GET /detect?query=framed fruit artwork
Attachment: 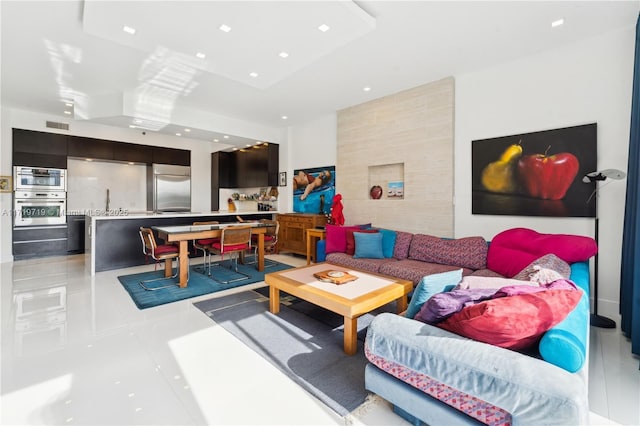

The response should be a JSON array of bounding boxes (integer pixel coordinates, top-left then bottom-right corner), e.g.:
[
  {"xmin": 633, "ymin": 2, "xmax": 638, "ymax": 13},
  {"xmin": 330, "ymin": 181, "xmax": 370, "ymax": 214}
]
[{"xmin": 471, "ymin": 123, "xmax": 597, "ymax": 217}]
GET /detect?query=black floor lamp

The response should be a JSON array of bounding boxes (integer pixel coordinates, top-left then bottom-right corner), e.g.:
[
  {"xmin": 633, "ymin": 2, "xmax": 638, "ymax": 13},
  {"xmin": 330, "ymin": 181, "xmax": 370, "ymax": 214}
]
[{"xmin": 582, "ymin": 168, "xmax": 626, "ymax": 329}]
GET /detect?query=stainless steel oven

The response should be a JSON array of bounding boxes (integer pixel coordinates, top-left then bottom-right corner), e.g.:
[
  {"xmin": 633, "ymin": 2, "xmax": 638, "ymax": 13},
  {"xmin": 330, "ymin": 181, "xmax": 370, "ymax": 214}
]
[
  {"xmin": 14, "ymin": 166, "xmax": 66, "ymax": 191},
  {"xmin": 14, "ymin": 191, "xmax": 66, "ymax": 226}
]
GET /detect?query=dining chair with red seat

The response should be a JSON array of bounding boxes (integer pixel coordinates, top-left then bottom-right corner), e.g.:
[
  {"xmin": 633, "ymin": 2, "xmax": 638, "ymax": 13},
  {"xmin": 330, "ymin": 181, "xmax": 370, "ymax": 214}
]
[
  {"xmin": 192, "ymin": 221, "xmax": 220, "ymax": 274},
  {"xmin": 207, "ymin": 225, "xmax": 252, "ymax": 284},
  {"xmin": 247, "ymin": 220, "xmax": 279, "ymax": 268},
  {"xmin": 138, "ymin": 227, "xmax": 181, "ymax": 291}
]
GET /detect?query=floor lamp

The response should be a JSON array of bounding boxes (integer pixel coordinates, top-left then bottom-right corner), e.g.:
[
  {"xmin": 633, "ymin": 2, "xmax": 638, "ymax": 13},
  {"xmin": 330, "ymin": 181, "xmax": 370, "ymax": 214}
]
[{"xmin": 582, "ymin": 168, "xmax": 626, "ymax": 328}]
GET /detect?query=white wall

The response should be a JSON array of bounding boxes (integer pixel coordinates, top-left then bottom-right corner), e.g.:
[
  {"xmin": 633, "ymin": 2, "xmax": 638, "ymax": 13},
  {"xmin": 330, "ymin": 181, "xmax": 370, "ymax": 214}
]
[
  {"xmin": 285, "ymin": 113, "xmax": 337, "ymax": 212},
  {"xmin": 455, "ymin": 27, "xmax": 634, "ymax": 318},
  {"xmin": 0, "ymin": 107, "xmax": 283, "ymax": 263}
]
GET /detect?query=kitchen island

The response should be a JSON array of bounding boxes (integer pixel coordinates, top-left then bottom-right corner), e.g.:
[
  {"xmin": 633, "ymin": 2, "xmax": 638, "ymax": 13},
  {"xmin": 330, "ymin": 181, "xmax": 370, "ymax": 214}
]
[{"xmin": 85, "ymin": 211, "xmax": 277, "ymax": 275}]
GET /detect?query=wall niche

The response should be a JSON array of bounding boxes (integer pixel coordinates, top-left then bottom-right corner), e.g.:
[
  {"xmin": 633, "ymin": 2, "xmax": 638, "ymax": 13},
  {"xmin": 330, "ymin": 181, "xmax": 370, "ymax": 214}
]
[{"xmin": 368, "ymin": 163, "xmax": 404, "ymax": 199}]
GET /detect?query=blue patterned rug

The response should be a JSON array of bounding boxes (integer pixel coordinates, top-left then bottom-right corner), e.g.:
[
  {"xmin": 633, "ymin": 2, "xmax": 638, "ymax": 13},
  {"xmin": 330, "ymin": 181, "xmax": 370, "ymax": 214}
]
[{"xmin": 117, "ymin": 260, "xmax": 293, "ymax": 309}]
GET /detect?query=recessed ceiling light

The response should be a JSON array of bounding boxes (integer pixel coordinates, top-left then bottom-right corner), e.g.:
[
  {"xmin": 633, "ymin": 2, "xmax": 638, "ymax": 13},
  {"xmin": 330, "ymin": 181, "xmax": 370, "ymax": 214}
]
[
  {"xmin": 363, "ymin": 86, "xmax": 371, "ymax": 92},
  {"xmin": 281, "ymin": 115, "xmax": 288, "ymax": 120},
  {"xmin": 123, "ymin": 26, "xmax": 136, "ymax": 35},
  {"xmin": 246, "ymin": 144, "xmax": 252, "ymax": 147},
  {"xmin": 232, "ymin": 148, "xmax": 238, "ymax": 151},
  {"xmin": 249, "ymin": 72, "xmax": 258, "ymax": 78},
  {"xmin": 279, "ymin": 51, "xmax": 289, "ymax": 58},
  {"xmin": 176, "ymin": 133, "xmax": 182, "ymax": 136},
  {"xmin": 65, "ymin": 102, "xmax": 73, "ymax": 107},
  {"xmin": 129, "ymin": 125, "xmax": 136, "ymax": 128},
  {"xmin": 184, "ymin": 128, "xmax": 191, "ymax": 132},
  {"xmin": 64, "ymin": 110, "xmax": 71, "ymax": 115},
  {"xmin": 128, "ymin": 162, "xmax": 135, "ymax": 165},
  {"xmin": 134, "ymin": 119, "xmax": 142, "ymax": 124},
  {"xmin": 318, "ymin": 24, "xmax": 330, "ymax": 32},
  {"xmin": 213, "ymin": 138, "xmax": 219, "ymax": 142},
  {"xmin": 85, "ymin": 158, "xmax": 93, "ymax": 162},
  {"xmin": 219, "ymin": 24, "xmax": 231, "ymax": 33},
  {"xmin": 195, "ymin": 52, "xmax": 206, "ymax": 59},
  {"xmin": 223, "ymin": 135, "xmax": 229, "ymax": 139},
  {"xmin": 551, "ymin": 18, "xmax": 564, "ymax": 27}
]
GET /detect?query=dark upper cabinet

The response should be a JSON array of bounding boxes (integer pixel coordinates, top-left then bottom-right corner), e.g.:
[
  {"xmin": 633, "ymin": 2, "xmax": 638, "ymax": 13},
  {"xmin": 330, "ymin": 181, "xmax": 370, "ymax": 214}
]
[
  {"xmin": 68, "ymin": 136, "xmax": 114, "ymax": 160},
  {"xmin": 13, "ymin": 128, "xmax": 68, "ymax": 168},
  {"xmin": 267, "ymin": 143, "xmax": 279, "ymax": 186},
  {"xmin": 13, "ymin": 129, "xmax": 68, "ymax": 155},
  {"xmin": 113, "ymin": 142, "xmax": 152, "ymax": 163},
  {"xmin": 152, "ymin": 147, "xmax": 190, "ymax": 166},
  {"xmin": 213, "ymin": 151, "xmax": 237, "ymax": 189},
  {"xmin": 212, "ymin": 143, "xmax": 279, "ymax": 191}
]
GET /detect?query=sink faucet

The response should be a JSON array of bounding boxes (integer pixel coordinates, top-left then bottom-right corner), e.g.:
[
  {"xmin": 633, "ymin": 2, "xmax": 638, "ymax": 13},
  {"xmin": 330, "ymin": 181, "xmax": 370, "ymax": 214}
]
[{"xmin": 106, "ymin": 188, "xmax": 110, "ymax": 211}]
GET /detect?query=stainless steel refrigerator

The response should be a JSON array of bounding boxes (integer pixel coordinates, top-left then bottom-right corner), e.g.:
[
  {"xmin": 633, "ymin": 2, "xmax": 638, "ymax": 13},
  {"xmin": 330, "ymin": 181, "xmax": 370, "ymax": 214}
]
[{"xmin": 147, "ymin": 164, "xmax": 191, "ymax": 212}]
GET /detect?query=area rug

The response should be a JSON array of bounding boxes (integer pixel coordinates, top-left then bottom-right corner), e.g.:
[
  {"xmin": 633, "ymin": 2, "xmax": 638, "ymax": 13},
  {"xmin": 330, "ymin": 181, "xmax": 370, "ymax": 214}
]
[
  {"xmin": 117, "ymin": 260, "xmax": 293, "ymax": 309},
  {"xmin": 193, "ymin": 289, "xmax": 397, "ymax": 416}
]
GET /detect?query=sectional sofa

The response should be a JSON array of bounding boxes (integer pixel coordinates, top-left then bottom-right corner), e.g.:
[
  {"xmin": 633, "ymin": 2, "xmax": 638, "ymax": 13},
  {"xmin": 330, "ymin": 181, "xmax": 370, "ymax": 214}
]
[{"xmin": 319, "ymin": 225, "xmax": 597, "ymax": 425}]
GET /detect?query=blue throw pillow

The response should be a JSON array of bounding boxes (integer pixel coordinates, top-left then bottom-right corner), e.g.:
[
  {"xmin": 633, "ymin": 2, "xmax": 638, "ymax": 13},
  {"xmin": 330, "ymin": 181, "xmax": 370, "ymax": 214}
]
[
  {"xmin": 353, "ymin": 232, "xmax": 384, "ymax": 259},
  {"xmin": 375, "ymin": 228, "xmax": 397, "ymax": 258},
  {"xmin": 405, "ymin": 269, "xmax": 463, "ymax": 319}
]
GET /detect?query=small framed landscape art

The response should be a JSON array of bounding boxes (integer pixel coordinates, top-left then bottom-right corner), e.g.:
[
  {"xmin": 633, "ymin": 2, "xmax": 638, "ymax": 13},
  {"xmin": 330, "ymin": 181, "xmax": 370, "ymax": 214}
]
[
  {"xmin": 0, "ymin": 176, "xmax": 12, "ymax": 193},
  {"xmin": 471, "ymin": 123, "xmax": 597, "ymax": 217}
]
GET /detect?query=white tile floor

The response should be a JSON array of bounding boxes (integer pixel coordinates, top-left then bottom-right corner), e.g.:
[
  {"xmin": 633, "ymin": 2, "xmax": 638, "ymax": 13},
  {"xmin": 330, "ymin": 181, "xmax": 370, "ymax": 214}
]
[{"xmin": 1, "ymin": 253, "xmax": 639, "ymax": 425}]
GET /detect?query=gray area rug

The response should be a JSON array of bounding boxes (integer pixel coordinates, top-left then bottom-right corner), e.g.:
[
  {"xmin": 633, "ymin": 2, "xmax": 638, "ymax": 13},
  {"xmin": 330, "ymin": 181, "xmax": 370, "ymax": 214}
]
[{"xmin": 193, "ymin": 288, "xmax": 396, "ymax": 416}]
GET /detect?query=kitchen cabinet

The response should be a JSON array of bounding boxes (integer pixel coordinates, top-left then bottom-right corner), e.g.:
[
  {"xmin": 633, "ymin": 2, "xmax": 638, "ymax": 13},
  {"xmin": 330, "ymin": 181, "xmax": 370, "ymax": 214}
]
[
  {"xmin": 276, "ymin": 213, "xmax": 327, "ymax": 256},
  {"xmin": 213, "ymin": 143, "xmax": 279, "ymax": 191},
  {"xmin": 68, "ymin": 136, "xmax": 114, "ymax": 160},
  {"xmin": 152, "ymin": 147, "xmax": 190, "ymax": 166},
  {"xmin": 211, "ymin": 151, "xmax": 235, "ymax": 209},
  {"xmin": 13, "ymin": 225, "xmax": 68, "ymax": 259},
  {"xmin": 113, "ymin": 142, "xmax": 152, "ymax": 163},
  {"xmin": 67, "ymin": 215, "xmax": 85, "ymax": 253},
  {"xmin": 13, "ymin": 128, "xmax": 67, "ymax": 168}
]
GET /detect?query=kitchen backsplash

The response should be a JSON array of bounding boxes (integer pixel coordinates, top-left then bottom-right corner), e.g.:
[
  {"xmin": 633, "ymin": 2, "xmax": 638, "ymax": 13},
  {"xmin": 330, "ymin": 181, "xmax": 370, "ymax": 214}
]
[{"xmin": 67, "ymin": 159, "xmax": 147, "ymax": 213}]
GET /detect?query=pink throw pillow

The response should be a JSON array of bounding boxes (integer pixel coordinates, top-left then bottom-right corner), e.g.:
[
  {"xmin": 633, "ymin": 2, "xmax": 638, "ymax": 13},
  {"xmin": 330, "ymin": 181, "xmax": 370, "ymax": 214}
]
[
  {"xmin": 437, "ymin": 289, "xmax": 583, "ymax": 350},
  {"xmin": 325, "ymin": 225, "xmax": 360, "ymax": 254},
  {"xmin": 487, "ymin": 228, "xmax": 597, "ymax": 278}
]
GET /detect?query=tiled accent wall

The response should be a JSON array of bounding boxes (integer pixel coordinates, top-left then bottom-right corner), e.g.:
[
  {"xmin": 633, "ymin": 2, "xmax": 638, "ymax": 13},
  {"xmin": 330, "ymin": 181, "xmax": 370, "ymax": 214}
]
[{"xmin": 336, "ymin": 77, "xmax": 454, "ymax": 236}]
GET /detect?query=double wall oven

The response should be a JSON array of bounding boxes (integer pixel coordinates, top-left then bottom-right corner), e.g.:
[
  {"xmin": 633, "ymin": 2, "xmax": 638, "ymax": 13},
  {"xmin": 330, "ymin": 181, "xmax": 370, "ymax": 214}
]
[{"xmin": 14, "ymin": 166, "xmax": 67, "ymax": 227}]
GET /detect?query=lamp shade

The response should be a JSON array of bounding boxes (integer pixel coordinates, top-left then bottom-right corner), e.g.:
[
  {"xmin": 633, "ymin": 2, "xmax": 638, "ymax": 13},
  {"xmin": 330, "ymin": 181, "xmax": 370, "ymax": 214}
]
[{"xmin": 582, "ymin": 169, "xmax": 626, "ymax": 183}]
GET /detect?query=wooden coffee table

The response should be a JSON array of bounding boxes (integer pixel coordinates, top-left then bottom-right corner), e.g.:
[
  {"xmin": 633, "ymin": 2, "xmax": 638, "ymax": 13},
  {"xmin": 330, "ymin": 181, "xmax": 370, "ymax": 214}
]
[{"xmin": 265, "ymin": 263, "xmax": 413, "ymax": 355}]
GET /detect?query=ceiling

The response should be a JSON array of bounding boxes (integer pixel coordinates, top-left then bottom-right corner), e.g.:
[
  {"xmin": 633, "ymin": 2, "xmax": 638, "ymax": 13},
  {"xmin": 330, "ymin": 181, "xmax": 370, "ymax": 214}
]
[{"xmin": 2, "ymin": 1, "xmax": 639, "ymax": 149}]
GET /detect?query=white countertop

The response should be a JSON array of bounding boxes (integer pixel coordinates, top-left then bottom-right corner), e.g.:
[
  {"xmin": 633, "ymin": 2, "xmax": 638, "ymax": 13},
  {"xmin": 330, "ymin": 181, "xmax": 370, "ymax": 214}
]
[{"xmin": 86, "ymin": 210, "xmax": 280, "ymax": 220}]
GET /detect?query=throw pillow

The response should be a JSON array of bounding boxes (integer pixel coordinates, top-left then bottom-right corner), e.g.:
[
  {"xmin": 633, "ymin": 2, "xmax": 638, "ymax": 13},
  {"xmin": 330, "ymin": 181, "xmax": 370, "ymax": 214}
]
[
  {"xmin": 325, "ymin": 224, "xmax": 359, "ymax": 254},
  {"xmin": 393, "ymin": 231, "xmax": 414, "ymax": 260},
  {"xmin": 456, "ymin": 276, "xmax": 538, "ymax": 290},
  {"xmin": 353, "ymin": 232, "xmax": 385, "ymax": 259},
  {"xmin": 487, "ymin": 228, "xmax": 597, "ymax": 277},
  {"xmin": 408, "ymin": 234, "xmax": 488, "ymax": 270},
  {"xmin": 374, "ymin": 228, "xmax": 397, "ymax": 258},
  {"xmin": 345, "ymin": 229, "xmax": 378, "ymax": 255},
  {"xmin": 437, "ymin": 289, "xmax": 583, "ymax": 350},
  {"xmin": 512, "ymin": 253, "xmax": 571, "ymax": 281},
  {"xmin": 405, "ymin": 269, "xmax": 463, "ymax": 319}
]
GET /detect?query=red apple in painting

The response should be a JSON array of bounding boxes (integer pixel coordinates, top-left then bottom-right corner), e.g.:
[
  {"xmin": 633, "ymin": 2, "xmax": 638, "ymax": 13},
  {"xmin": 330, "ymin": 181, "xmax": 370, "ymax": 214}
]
[{"xmin": 517, "ymin": 151, "xmax": 580, "ymax": 200}]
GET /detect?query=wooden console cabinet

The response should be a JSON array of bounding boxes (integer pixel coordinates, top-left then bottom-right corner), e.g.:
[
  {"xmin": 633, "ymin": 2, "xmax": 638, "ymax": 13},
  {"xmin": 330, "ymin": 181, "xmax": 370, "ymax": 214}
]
[{"xmin": 277, "ymin": 213, "xmax": 327, "ymax": 258}]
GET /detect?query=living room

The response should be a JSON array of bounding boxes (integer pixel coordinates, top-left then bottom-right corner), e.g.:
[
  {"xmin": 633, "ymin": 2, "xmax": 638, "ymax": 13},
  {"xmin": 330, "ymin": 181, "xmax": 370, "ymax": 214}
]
[{"xmin": 1, "ymin": 1, "xmax": 639, "ymax": 425}]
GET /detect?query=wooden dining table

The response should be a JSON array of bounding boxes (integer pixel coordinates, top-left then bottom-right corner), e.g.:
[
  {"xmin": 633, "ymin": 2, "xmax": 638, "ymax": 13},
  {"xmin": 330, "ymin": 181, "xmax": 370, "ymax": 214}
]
[{"xmin": 152, "ymin": 222, "xmax": 269, "ymax": 287}]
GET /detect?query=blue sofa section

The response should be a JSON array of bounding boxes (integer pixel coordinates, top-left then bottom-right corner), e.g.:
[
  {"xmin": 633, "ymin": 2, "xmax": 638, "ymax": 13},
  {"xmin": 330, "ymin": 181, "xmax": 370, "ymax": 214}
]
[{"xmin": 364, "ymin": 261, "xmax": 590, "ymax": 425}]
